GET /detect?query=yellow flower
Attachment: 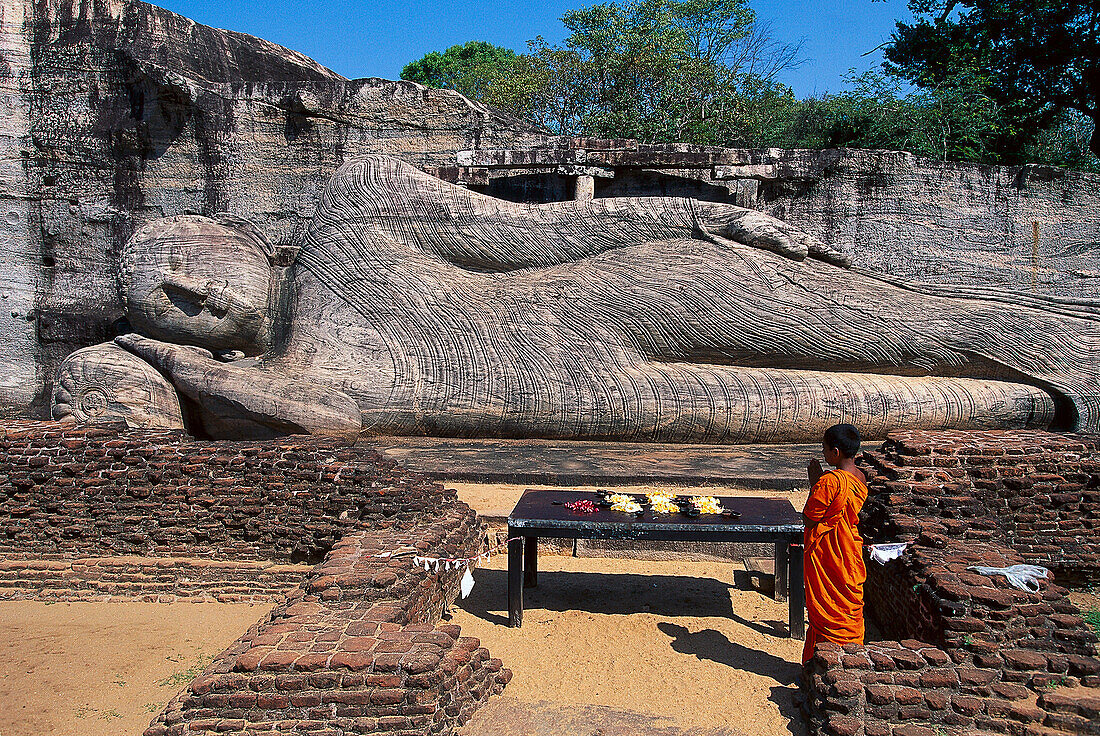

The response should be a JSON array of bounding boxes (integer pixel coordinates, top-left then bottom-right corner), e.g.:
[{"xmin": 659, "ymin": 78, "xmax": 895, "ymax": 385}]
[{"xmin": 692, "ymin": 496, "xmax": 724, "ymax": 514}]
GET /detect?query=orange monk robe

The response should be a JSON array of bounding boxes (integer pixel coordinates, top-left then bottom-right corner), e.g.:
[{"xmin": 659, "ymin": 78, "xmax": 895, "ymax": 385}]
[{"xmin": 802, "ymin": 469, "xmax": 869, "ymax": 664}]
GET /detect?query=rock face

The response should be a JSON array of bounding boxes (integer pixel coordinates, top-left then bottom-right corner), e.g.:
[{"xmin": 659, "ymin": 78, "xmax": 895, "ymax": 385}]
[
  {"xmin": 0, "ymin": 0, "xmax": 546, "ymax": 417},
  {"xmin": 1, "ymin": 0, "xmax": 1098, "ymax": 431},
  {"xmin": 53, "ymin": 156, "xmax": 1098, "ymax": 443},
  {"xmin": 743, "ymin": 149, "xmax": 1100, "ymax": 300}
]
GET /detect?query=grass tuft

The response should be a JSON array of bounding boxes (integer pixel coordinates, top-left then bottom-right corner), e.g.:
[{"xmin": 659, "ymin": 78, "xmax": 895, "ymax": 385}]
[
  {"xmin": 1084, "ymin": 607, "xmax": 1100, "ymax": 638},
  {"xmin": 158, "ymin": 653, "xmax": 215, "ymax": 689}
]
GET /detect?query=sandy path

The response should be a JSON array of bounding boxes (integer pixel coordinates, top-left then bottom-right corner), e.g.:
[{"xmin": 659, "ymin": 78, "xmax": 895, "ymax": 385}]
[
  {"xmin": 452, "ymin": 555, "xmax": 805, "ymax": 736},
  {"xmin": 0, "ymin": 601, "xmax": 272, "ymax": 736}
]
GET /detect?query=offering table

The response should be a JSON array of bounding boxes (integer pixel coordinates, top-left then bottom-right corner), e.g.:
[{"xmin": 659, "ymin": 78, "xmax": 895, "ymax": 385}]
[{"xmin": 506, "ymin": 489, "xmax": 805, "ymax": 637}]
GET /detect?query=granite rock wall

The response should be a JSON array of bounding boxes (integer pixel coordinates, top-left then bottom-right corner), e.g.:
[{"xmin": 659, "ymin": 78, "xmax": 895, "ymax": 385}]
[
  {"xmin": 0, "ymin": 0, "xmax": 547, "ymax": 417},
  {"xmin": 729, "ymin": 148, "xmax": 1100, "ymax": 300}
]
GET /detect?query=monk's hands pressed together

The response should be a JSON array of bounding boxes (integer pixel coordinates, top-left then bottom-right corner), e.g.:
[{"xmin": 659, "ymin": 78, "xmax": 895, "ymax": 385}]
[
  {"xmin": 808, "ymin": 457, "xmax": 825, "ymax": 486},
  {"xmin": 695, "ymin": 203, "xmax": 853, "ymax": 268}
]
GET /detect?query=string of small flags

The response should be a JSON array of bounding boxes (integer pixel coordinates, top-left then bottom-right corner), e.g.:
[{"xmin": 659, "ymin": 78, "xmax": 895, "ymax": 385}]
[{"xmin": 372, "ymin": 537, "xmax": 523, "ymax": 599}]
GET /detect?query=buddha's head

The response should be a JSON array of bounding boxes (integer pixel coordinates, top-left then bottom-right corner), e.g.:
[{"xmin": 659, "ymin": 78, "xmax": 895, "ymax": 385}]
[{"xmin": 119, "ymin": 215, "xmax": 278, "ymax": 356}]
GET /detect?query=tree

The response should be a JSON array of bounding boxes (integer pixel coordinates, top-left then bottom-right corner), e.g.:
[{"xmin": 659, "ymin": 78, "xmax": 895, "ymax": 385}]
[
  {"xmin": 400, "ymin": 41, "xmax": 518, "ymax": 102},
  {"xmin": 538, "ymin": 0, "xmax": 804, "ymax": 142},
  {"xmin": 775, "ymin": 69, "xmax": 1008, "ymax": 163},
  {"xmin": 399, "ymin": 0, "xmax": 804, "ymax": 145},
  {"xmin": 883, "ymin": 0, "xmax": 1100, "ymax": 158}
]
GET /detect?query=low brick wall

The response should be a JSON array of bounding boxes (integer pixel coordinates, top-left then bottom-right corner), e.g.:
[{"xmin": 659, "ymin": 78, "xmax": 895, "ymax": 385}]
[
  {"xmin": 861, "ymin": 430, "xmax": 1100, "ymax": 582},
  {"xmin": 147, "ymin": 504, "xmax": 509, "ymax": 736},
  {"xmin": 807, "ymin": 534, "xmax": 1100, "ymax": 735},
  {"xmin": 805, "ymin": 638, "xmax": 1100, "ymax": 736},
  {"xmin": 0, "ymin": 420, "xmax": 509, "ymax": 735},
  {"xmin": 0, "ymin": 555, "xmax": 309, "ymax": 602},
  {"xmin": 0, "ymin": 421, "xmax": 449, "ymax": 563},
  {"xmin": 805, "ymin": 430, "xmax": 1100, "ymax": 736},
  {"xmin": 866, "ymin": 533, "xmax": 1099, "ymax": 664}
]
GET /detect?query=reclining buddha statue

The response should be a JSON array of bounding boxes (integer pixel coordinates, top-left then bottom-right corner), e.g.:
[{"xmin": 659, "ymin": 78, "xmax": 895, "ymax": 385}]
[{"xmin": 51, "ymin": 155, "xmax": 1099, "ymax": 442}]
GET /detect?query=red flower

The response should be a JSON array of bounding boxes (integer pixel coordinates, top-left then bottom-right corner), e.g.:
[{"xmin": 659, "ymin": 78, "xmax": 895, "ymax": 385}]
[{"xmin": 565, "ymin": 499, "xmax": 596, "ymax": 514}]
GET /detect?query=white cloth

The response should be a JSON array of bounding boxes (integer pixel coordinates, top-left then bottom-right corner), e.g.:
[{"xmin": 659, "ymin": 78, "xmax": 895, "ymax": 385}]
[
  {"xmin": 868, "ymin": 542, "xmax": 909, "ymax": 565},
  {"xmin": 967, "ymin": 564, "xmax": 1050, "ymax": 592},
  {"xmin": 460, "ymin": 567, "xmax": 476, "ymax": 599}
]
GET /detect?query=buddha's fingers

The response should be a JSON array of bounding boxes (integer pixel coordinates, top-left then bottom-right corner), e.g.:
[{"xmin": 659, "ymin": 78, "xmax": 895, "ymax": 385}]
[
  {"xmin": 723, "ymin": 209, "xmax": 810, "ymax": 261},
  {"xmin": 695, "ymin": 202, "xmax": 853, "ymax": 268},
  {"xmin": 115, "ymin": 334, "xmax": 362, "ymax": 441},
  {"xmin": 114, "ymin": 334, "xmax": 213, "ymax": 374},
  {"xmin": 806, "ymin": 237, "xmax": 853, "ymax": 268}
]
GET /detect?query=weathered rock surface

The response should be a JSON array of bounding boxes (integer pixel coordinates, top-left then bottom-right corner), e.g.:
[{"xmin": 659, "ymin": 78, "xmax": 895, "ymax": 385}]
[
  {"xmin": 459, "ymin": 143, "xmax": 1100, "ymax": 300},
  {"xmin": 1, "ymin": 0, "xmax": 1098, "ymax": 428},
  {"xmin": 744, "ymin": 148, "xmax": 1100, "ymax": 300}
]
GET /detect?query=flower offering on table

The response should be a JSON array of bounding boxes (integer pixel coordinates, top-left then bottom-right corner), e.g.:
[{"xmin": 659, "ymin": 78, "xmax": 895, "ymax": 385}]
[
  {"xmin": 610, "ymin": 498, "xmax": 643, "ymax": 514},
  {"xmin": 646, "ymin": 493, "xmax": 680, "ymax": 515},
  {"xmin": 692, "ymin": 496, "xmax": 724, "ymax": 514},
  {"xmin": 564, "ymin": 499, "xmax": 597, "ymax": 514}
]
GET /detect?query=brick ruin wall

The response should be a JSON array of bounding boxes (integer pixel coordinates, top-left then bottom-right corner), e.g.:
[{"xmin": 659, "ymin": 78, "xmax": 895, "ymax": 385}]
[
  {"xmin": 6, "ymin": 421, "xmax": 1100, "ymax": 735},
  {"xmin": 0, "ymin": 420, "xmax": 451, "ymax": 563},
  {"xmin": 861, "ymin": 430, "xmax": 1100, "ymax": 583},
  {"xmin": 805, "ymin": 430, "xmax": 1100, "ymax": 736},
  {"xmin": 0, "ymin": 420, "xmax": 508, "ymax": 735}
]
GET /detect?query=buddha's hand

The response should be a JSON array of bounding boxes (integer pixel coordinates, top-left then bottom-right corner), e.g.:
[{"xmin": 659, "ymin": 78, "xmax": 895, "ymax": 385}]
[
  {"xmin": 114, "ymin": 333, "xmax": 214, "ymax": 377},
  {"xmin": 114, "ymin": 334, "xmax": 362, "ymax": 441},
  {"xmin": 694, "ymin": 203, "xmax": 852, "ymax": 268}
]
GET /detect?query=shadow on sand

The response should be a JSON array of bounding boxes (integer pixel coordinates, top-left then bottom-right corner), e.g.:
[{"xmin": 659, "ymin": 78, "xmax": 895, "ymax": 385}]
[
  {"xmin": 455, "ymin": 565, "xmax": 808, "ymax": 736},
  {"xmin": 459, "ymin": 566, "xmax": 790, "ymax": 634},
  {"xmin": 458, "ymin": 567, "xmax": 743, "ymax": 625}
]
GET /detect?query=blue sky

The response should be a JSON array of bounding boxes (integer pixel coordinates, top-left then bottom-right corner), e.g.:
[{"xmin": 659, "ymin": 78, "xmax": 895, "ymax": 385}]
[{"xmin": 155, "ymin": 0, "xmax": 914, "ymax": 97}]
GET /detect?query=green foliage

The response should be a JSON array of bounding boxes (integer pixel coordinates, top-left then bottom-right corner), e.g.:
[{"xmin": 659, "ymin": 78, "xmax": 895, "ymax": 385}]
[
  {"xmin": 158, "ymin": 652, "xmax": 215, "ymax": 689},
  {"xmin": 883, "ymin": 0, "xmax": 1100, "ymax": 158},
  {"xmin": 400, "ymin": 41, "xmax": 519, "ymax": 102},
  {"xmin": 1085, "ymin": 607, "xmax": 1100, "ymax": 638},
  {"xmin": 768, "ymin": 68, "xmax": 1098, "ymax": 171},
  {"xmin": 401, "ymin": 0, "xmax": 803, "ymax": 144},
  {"xmin": 771, "ymin": 69, "xmax": 1009, "ymax": 163}
]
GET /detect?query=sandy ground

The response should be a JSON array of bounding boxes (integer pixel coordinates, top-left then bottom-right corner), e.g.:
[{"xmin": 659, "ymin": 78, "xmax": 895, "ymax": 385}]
[
  {"xmin": 1069, "ymin": 588, "xmax": 1099, "ymax": 611},
  {"xmin": 0, "ymin": 601, "xmax": 272, "ymax": 736},
  {"xmin": 452, "ymin": 555, "xmax": 805, "ymax": 736},
  {"xmin": 451, "ymin": 482, "xmax": 807, "ymax": 736},
  {"xmin": 1069, "ymin": 588, "xmax": 1100, "ymax": 636}
]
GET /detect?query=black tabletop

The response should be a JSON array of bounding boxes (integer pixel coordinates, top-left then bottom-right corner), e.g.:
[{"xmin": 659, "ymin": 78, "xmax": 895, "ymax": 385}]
[{"xmin": 508, "ymin": 489, "xmax": 803, "ymax": 534}]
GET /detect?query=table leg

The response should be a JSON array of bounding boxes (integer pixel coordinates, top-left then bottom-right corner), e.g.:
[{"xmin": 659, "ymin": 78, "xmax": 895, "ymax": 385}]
[
  {"xmin": 508, "ymin": 532, "xmax": 524, "ymax": 628},
  {"xmin": 773, "ymin": 542, "xmax": 789, "ymax": 602},
  {"xmin": 524, "ymin": 535, "xmax": 538, "ymax": 588},
  {"xmin": 789, "ymin": 542, "xmax": 805, "ymax": 639}
]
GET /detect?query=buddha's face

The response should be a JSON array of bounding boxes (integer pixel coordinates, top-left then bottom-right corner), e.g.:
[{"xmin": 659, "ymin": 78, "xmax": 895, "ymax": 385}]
[{"xmin": 120, "ymin": 216, "xmax": 274, "ymax": 355}]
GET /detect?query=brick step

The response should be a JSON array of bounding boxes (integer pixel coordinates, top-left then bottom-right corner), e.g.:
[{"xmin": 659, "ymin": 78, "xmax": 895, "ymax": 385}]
[{"xmin": 0, "ymin": 554, "xmax": 311, "ymax": 601}]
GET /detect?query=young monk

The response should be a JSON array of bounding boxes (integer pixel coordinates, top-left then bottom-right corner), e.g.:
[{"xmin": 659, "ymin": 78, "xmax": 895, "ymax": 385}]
[{"xmin": 802, "ymin": 423, "xmax": 869, "ymax": 663}]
